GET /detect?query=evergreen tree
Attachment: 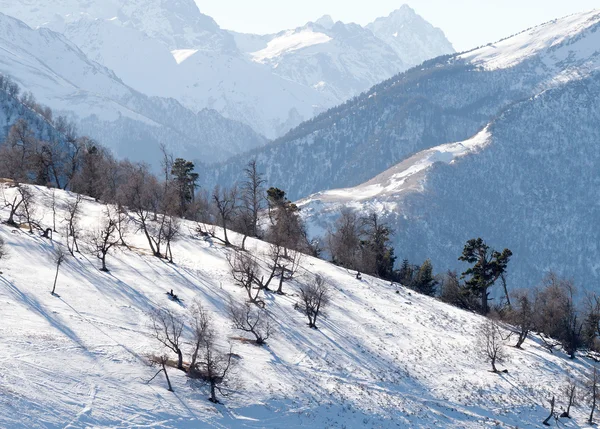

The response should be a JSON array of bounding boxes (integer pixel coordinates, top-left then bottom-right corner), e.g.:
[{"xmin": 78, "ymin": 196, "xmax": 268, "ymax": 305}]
[
  {"xmin": 171, "ymin": 158, "xmax": 199, "ymax": 216},
  {"xmin": 459, "ymin": 238, "xmax": 512, "ymax": 314},
  {"xmin": 413, "ymin": 259, "xmax": 438, "ymax": 296}
]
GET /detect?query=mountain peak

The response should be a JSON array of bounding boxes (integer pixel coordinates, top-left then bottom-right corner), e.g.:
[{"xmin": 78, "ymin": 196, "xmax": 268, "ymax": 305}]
[{"xmin": 315, "ymin": 14, "xmax": 335, "ymax": 29}]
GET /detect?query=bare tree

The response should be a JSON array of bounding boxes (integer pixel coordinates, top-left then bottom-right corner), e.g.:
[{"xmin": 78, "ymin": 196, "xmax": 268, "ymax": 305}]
[
  {"xmin": 50, "ymin": 188, "xmax": 58, "ymax": 232},
  {"xmin": 149, "ymin": 308, "xmax": 185, "ymax": 371},
  {"xmin": 163, "ymin": 215, "xmax": 180, "ymax": 263},
  {"xmin": 212, "ymin": 185, "xmax": 238, "ymax": 246},
  {"xmin": 228, "ymin": 301, "xmax": 272, "ymax": 345},
  {"xmin": 65, "ymin": 194, "xmax": 82, "ymax": 255},
  {"xmin": 227, "ymin": 251, "xmax": 262, "ymax": 305},
  {"xmin": 298, "ymin": 275, "xmax": 330, "ymax": 329},
  {"xmin": 275, "ymin": 248, "xmax": 302, "ymax": 295},
  {"xmin": 509, "ymin": 289, "xmax": 534, "ymax": 349},
  {"xmin": 326, "ymin": 208, "xmax": 362, "ymax": 271},
  {"xmin": 561, "ymin": 374, "xmax": 579, "ymax": 418},
  {"xmin": 147, "ymin": 354, "xmax": 174, "ymax": 392},
  {"xmin": 51, "ymin": 247, "xmax": 66, "ymax": 296},
  {"xmin": 89, "ymin": 206, "xmax": 122, "ymax": 272},
  {"xmin": 477, "ymin": 317, "xmax": 509, "ymax": 373},
  {"xmin": 189, "ymin": 300, "xmax": 210, "ymax": 372},
  {"xmin": 188, "ymin": 302, "xmax": 235, "ymax": 403},
  {"xmin": 3, "ymin": 184, "xmax": 25, "ymax": 227},
  {"xmin": 118, "ymin": 165, "xmax": 164, "ymax": 257},
  {"xmin": 16, "ymin": 185, "xmax": 36, "ymax": 234},
  {"xmin": 240, "ymin": 160, "xmax": 266, "ymax": 240},
  {"xmin": 588, "ymin": 366, "xmax": 600, "ymax": 424},
  {"xmin": 542, "ymin": 396, "xmax": 556, "ymax": 426}
]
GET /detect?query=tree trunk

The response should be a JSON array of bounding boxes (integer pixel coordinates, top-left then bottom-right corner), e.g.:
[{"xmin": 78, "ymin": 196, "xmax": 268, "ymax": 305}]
[
  {"xmin": 162, "ymin": 362, "xmax": 173, "ymax": 392},
  {"xmin": 177, "ymin": 349, "xmax": 183, "ymax": 371},
  {"xmin": 515, "ymin": 331, "xmax": 527, "ymax": 349},
  {"xmin": 100, "ymin": 252, "xmax": 108, "ymax": 272},
  {"xmin": 481, "ymin": 289, "xmax": 488, "ymax": 315},
  {"xmin": 543, "ymin": 396, "xmax": 555, "ymax": 426},
  {"xmin": 223, "ymin": 222, "xmax": 229, "ymax": 246},
  {"xmin": 590, "ymin": 396, "xmax": 596, "ymax": 425},
  {"xmin": 277, "ymin": 269, "xmax": 285, "ymax": 294},
  {"xmin": 51, "ymin": 265, "xmax": 60, "ymax": 295},
  {"xmin": 209, "ymin": 380, "xmax": 217, "ymax": 403}
]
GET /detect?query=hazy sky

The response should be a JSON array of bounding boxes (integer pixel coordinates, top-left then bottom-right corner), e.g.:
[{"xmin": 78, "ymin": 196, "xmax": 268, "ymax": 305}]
[{"xmin": 196, "ymin": 0, "xmax": 598, "ymax": 51}]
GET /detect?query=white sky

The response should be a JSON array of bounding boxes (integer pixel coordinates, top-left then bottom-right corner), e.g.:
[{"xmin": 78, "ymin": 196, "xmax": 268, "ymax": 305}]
[{"xmin": 195, "ymin": 0, "xmax": 599, "ymax": 51}]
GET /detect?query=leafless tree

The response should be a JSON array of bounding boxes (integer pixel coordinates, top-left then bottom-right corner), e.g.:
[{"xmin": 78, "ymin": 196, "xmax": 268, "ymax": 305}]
[
  {"xmin": 509, "ymin": 289, "xmax": 534, "ymax": 349},
  {"xmin": 477, "ymin": 317, "xmax": 509, "ymax": 373},
  {"xmin": 212, "ymin": 185, "xmax": 238, "ymax": 246},
  {"xmin": 50, "ymin": 189, "xmax": 58, "ymax": 232},
  {"xmin": 188, "ymin": 302, "xmax": 235, "ymax": 403},
  {"xmin": 146, "ymin": 354, "xmax": 174, "ymax": 392},
  {"xmin": 588, "ymin": 366, "xmax": 600, "ymax": 424},
  {"xmin": 298, "ymin": 275, "xmax": 330, "ymax": 329},
  {"xmin": 228, "ymin": 301, "xmax": 272, "ymax": 345},
  {"xmin": 118, "ymin": 165, "xmax": 165, "ymax": 257},
  {"xmin": 561, "ymin": 374, "xmax": 579, "ymax": 418},
  {"xmin": 189, "ymin": 300, "xmax": 210, "ymax": 372},
  {"xmin": 89, "ymin": 206, "xmax": 122, "ymax": 272},
  {"xmin": 163, "ymin": 215, "xmax": 180, "ymax": 263},
  {"xmin": 3, "ymin": 184, "xmax": 25, "ymax": 227},
  {"xmin": 227, "ymin": 251, "xmax": 263, "ymax": 305},
  {"xmin": 240, "ymin": 160, "xmax": 266, "ymax": 240},
  {"xmin": 542, "ymin": 396, "xmax": 556, "ymax": 426},
  {"xmin": 149, "ymin": 308, "xmax": 185, "ymax": 371},
  {"xmin": 326, "ymin": 208, "xmax": 362, "ymax": 271},
  {"xmin": 65, "ymin": 194, "xmax": 83, "ymax": 255},
  {"xmin": 51, "ymin": 247, "xmax": 66, "ymax": 296},
  {"xmin": 274, "ymin": 247, "xmax": 302, "ymax": 295},
  {"xmin": 533, "ymin": 273, "xmax": 583, "ymax": 358},
  {"xmin": 15, "ymin": 185, "xmax": 36, "ymax": 233}
]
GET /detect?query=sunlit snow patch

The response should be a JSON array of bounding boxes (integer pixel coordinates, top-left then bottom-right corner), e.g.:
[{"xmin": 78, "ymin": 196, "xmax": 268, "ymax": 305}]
[
  {"xmin": 309, "ymin": 126, "xmax": 492, "ymax": 203},
  {"xmin": 251, "ymin": 30, "xmax": 332, "ymax": 63},
  {"xmin": 171, "ymin": 49, "xmax": 199, "ymax": 65}
]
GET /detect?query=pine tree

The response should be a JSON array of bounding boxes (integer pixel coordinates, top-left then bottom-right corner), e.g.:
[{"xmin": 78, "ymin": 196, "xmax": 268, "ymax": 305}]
[
  {"xmin": 171, "ymin": 158, "xmax": 199, "ymax": 216},
  {"xmin": 459, "ymin": 238, "xmax": 512, "ymax": 314},
  {"xmin": 414, "ymin": 259, "xmax": 438, "ymax": 296}
]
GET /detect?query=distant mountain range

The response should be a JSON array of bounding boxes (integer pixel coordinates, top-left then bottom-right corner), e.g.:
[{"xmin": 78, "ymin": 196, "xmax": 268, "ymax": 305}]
[
  {"xmin": 211, "ymin": 9, "xmax": 600, "ymax": 289},
  {"xmin": 0, "ymin": 0, "xmax": 454, "ymax": 145}
]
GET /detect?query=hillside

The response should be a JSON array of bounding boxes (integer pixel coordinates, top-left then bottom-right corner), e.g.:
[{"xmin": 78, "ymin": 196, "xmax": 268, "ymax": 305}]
[
  {"xmin": 0, "ymin": 184, "xmax": 595, "ymax": 428},
  {"xmin": 0, "ymin": 13, "xmax": 266, "ymax": 166},
  {"xmin": 210, "ymin": 9, "xmax": 600, "ymax": 200}
]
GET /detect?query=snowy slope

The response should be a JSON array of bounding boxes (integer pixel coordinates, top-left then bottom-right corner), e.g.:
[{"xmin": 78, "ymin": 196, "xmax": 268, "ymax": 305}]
[
  {"xmin": 0, "ymin": 13, "xmax": 266, "ymax": 165},
  {"xmin": 460, "ymin": 9, "xmax": 600, "ymax": 72},
  {"xmin": 0, "ymin": 184, "xmax": 595, "ymax": 428}
]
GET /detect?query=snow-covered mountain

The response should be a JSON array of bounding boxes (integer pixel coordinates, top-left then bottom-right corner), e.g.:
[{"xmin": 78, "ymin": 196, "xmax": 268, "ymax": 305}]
[
  {"xmin": 367, "ymin": 5, "xmax": 455, "ymax": 68},
  {"xmin": 0, "ymin": 184, "xmax": 595, "ymax": 428},
  {"xmin": 0, "ymin": 12, "xmax": 266, "ymax": 166},
  {"xmin": 234, "ymin": 19, "xmax": 407, "ymax": 105},
  {"xmin": 0, "ymin": 0, "xmax": 454, "ymax": 139},
  {"xmin": 211, "ymin": 10, "xmax": 600, "ymax": 289}
]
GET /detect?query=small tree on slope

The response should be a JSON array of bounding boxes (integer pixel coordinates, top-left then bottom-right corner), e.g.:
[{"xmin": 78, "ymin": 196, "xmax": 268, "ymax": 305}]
[
  {"xmin": 477, "ymin": 317, "xmax": 509, "ymax": 373},
  {"xmin": 149, "ymin": 308, "xmax": 185, "ymax": 371},
  {"xmin": 298, "ymin": 275, "xmax": 330, "ymax": 329},
  {"xmin": 89, "ymin": 206, "xmax": 121, "ymax": 272}
]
